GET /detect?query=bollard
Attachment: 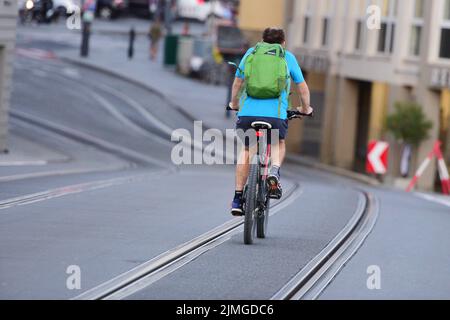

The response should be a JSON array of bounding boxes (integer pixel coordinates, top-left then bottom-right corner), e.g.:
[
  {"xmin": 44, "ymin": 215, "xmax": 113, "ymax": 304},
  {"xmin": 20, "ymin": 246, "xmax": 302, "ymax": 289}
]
[
  {"xmin": 128, "ymin": 27, "xmax": 135, "ymax": 60},
  {"xmin": 80, "ymin": 22, "xmax": 91, "ymax": 57}
]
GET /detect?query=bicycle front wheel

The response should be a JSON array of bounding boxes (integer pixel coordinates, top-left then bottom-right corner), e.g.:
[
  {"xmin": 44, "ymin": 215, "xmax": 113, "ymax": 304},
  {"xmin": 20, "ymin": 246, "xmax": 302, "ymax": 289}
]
[{"xmin": 244, "ymin": 161, "xmax": 259, "ymax": 245}]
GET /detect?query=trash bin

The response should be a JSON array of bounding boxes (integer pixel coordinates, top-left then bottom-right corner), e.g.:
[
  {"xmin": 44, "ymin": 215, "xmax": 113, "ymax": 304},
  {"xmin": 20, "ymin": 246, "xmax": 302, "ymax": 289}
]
[{"xmin": 164, "ymin": 35, "xmax": 179, "ymax": 66}]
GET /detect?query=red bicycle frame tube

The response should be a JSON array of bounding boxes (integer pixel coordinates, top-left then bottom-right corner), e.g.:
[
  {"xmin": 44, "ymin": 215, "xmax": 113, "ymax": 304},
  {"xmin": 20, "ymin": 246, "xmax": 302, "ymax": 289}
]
[{"xmin": 256, "ymin": 130, "xmax": 272, "ymax": 179}]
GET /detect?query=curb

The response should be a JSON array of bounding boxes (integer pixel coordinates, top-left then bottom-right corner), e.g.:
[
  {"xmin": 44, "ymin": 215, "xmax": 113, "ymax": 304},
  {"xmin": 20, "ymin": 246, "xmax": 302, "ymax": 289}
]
[
  {"xmin": 286, "ymin": 154, "xmax": 380, "ymax": 186},
  {"xmin": 59, "ymin": 54, "xmax": 380, "ymax": 186}
]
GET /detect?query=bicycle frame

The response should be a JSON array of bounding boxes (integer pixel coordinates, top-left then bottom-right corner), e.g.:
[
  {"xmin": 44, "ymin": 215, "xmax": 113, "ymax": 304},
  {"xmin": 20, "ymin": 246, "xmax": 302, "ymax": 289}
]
[
  {"xmin": 226, "ymin": 105, "xmax": 313, "ymax": 244},
  {"xmin": 255, "ymin": 128, "xmax": 272, "ymax": 214}
]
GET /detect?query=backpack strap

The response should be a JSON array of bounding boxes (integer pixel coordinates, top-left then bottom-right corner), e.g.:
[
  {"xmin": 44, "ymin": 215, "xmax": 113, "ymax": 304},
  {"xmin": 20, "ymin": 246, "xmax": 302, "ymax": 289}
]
[
  {"xmin": 278, "ymin": 58, "xmax": 291, "ymax": 118},
  {"xmin": 253, "ymin": 42, "xmax": 262, "ymax": 54}
]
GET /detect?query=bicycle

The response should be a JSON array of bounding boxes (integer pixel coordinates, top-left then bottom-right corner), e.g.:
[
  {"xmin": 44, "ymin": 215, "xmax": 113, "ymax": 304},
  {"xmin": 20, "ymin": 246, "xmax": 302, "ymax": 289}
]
[{"xmin": 227, "ymin": 107, "xmax": 313, "ymax": 244}]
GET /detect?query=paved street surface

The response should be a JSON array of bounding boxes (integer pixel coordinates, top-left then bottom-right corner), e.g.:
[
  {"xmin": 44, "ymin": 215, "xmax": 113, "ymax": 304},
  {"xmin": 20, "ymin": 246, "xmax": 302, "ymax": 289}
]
[{"xmin": 1, "ymin": 20, "xmax": 449, "ymax": 300}]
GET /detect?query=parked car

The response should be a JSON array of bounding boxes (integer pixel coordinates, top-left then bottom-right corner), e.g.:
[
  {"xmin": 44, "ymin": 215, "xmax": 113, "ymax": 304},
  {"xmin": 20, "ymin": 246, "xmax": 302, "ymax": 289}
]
[{"xmin": 95, "ymin": 0, "xmax": 128, "ymax": 19}]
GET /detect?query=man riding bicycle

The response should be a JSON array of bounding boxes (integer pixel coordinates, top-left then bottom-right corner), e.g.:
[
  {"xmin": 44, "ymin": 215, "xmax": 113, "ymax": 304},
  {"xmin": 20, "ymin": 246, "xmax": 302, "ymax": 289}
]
[{"xmin": 229, "ymin": 28, "xmax": 313, "ymax": 216}]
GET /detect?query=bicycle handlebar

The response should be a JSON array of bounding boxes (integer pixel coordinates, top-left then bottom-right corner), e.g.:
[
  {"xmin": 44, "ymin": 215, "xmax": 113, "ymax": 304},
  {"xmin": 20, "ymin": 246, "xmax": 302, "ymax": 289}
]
[
  {"xmin": 286, "ymin": 110, "xmax": 314, "ymax": 120},
  {"xmin": 226, "ymin": 106, "xmax": 314, "ymax": 120}
]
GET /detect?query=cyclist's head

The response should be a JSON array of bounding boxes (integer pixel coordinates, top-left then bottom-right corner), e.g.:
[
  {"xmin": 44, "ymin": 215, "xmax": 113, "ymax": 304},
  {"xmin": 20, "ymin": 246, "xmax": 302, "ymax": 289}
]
[{"xmin": 262, "ymin": 28, "xmax": 286, "ymax": 46}]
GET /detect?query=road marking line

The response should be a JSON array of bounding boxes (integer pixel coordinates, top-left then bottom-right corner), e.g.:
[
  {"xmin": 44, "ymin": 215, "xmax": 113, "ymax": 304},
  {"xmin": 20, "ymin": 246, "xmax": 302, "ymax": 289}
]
[
  {"xmin": 0, "ymin": 160, "xmax": 48, "ymax": 166},
  {"xmin": 0, "ymin": 174, "xmax": 151, "ymax": 212},
  {"xmin": 415, "ymin": 193, "xmax": 450, "ymax": 208},
  {"xmin": 0, "ymin": 167, "xmax": 124, "ymax": 183},
  {"xmin": 15, "ymin": 48, "xmax": 57, "ymax": 60}
]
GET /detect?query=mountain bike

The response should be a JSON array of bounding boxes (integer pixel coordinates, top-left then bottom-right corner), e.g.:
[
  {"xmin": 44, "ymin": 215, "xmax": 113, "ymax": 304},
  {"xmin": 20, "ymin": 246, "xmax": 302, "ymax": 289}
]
[{"xmin": 227, "ymin": 107, "xmax": 313, "ymax": 244}]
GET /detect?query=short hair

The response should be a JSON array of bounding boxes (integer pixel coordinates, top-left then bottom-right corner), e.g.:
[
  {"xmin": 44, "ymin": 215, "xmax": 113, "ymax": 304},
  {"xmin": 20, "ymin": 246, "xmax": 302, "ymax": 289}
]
[{"xmin": 262, "ymin": 28, "xmax": 286, "ymax": 44}]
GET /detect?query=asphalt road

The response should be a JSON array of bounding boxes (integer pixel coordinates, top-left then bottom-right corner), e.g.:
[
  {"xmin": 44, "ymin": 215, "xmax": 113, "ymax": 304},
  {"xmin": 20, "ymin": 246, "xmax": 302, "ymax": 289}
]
[{"xmin": 1, "ymin": 27, "xmax": 450, "ymax": 299}]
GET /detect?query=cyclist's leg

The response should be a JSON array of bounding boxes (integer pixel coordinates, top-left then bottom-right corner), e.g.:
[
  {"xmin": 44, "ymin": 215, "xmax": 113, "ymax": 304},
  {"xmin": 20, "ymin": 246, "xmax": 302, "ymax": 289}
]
[
  {"xmin": 270, "ymin": 139, "xmax": 286, "ymax": 168},
  {"xmin": 236, "ymin": 146, "xmax": 250, "ymax": 191},
  {"xmin": 267, "ymin": 119, "xmax": 288, "ymax": 199},
  {"xmin": 232, "ymin": 118, "xmax": 258, "ymax": 215},
  {"xmin": 236, "ymin": 144, "xmax": 258, "ymax": 190}
]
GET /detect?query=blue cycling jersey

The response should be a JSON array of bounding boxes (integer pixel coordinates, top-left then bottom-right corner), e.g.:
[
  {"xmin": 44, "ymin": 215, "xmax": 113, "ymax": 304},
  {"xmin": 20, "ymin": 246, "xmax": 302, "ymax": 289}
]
[{"xmin": 235, "ymin": 47, "xmax": 305, "ymax": 120}]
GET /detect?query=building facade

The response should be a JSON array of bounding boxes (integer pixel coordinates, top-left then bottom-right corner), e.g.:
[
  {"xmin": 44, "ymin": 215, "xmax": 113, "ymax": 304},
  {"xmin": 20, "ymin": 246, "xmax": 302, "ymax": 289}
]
[
  {"xmin": 285, "ymin": 0, "xmax": 450, "ymax": 190},
  {"xmin": 0, "ymin": 0, "xmax": 17, "ymax": 152},
  {"xmin": 238, "ymin": 0, "xmax": 289, "ymax": 44}
]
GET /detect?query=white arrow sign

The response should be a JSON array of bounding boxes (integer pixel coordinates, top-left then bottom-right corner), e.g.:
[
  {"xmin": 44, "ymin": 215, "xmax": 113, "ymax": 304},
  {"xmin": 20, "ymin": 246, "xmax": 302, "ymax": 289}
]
[{"xmin": 368, "ymin": 142, "xmax": 389, "ymax": 174}]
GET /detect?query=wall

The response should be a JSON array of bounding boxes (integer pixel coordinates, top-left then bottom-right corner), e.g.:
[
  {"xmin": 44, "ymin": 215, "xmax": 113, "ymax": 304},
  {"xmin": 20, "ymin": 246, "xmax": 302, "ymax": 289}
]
[{"xmin": 238, "ymin": 0, "xmax": 286, "ymax": 31}]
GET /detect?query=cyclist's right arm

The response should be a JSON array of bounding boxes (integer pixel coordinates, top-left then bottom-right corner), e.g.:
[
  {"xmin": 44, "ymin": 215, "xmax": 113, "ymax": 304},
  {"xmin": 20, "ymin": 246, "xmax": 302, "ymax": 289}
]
[
  {"xmin": 230, "ymin": 77, "xmax": 244, "ymax": 110},
  {"xmin": 229, "ymin": 48, "xmax": 253, "ymax": 110}
]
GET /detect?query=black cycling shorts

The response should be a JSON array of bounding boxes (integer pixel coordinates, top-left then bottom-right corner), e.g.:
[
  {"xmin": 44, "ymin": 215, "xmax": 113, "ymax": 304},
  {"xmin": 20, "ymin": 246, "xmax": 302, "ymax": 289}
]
[{"xmin": 236, "ymin": 116, "xmax": 288, "ymax": 147}]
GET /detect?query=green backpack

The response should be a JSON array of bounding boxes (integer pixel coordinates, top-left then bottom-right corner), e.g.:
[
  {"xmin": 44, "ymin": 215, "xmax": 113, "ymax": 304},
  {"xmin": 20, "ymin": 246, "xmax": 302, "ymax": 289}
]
[{"xmin": 244, "ymin": 42, "xmax": 290, "ymax": 100}]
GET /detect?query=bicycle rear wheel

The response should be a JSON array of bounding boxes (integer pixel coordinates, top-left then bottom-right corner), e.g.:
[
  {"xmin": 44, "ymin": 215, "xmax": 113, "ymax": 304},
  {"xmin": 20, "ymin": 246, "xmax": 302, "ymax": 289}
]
[{"xmin": 244, "ymin": 160, "xmax": 259, "ymax": 245}]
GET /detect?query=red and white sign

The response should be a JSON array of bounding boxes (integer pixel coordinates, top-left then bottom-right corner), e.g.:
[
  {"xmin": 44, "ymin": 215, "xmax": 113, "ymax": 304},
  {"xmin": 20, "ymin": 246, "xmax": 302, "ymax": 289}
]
[{"xmin": 366, "ymin": 141, "xmax": 389, "ymax": 175}]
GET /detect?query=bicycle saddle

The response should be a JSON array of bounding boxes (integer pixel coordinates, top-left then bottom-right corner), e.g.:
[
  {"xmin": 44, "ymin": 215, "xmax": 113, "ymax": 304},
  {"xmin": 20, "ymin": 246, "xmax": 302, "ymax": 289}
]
[{"xmin": 251, "ymin": 121, "xmax": 272, "ymax": 130}]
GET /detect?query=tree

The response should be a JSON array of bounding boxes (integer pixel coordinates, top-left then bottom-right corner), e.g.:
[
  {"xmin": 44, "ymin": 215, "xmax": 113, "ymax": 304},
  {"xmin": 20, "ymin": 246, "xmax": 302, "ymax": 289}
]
[{"xmin": 386, "ymin": 101, "xmax": 432, "ymax": 147}]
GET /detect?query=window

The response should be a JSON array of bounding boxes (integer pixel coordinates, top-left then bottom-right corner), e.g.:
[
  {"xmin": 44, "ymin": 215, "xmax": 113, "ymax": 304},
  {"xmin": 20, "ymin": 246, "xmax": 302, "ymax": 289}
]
[
  {"xmin": 413, "ymin": 0, "xmax": 425, "ymax": 18},
  {"xmin": 389, "ymin": 24, "xmax": 396, "ymax": 53},
  {"xmin": 410, "ymin": 25, "xmax": 422, "ymax": 56},
  {"xmin": 354, "ymin": 0, "xmax": 370, "ymax": 52},
  {"xmin": 378, "ymin": 22, "xmax": 388, "ymax": 52},
  {"xmin": 409, "ymin": 0, "xmax": 424, "ymax": 56},
  {"xmin": 445, "ymin": 0, "xmax": 450, "ymax": 20},
  {"xmin": 303, "ymin": 16, "xmax": 310, "ymax": 44},
  {"xmin": 322, "ymin": 18, "xmax": 329, "ymax": 46},
  {"xmin": 321, "ymin": 0, "xmax": 333, "ymax": 47},
  {"xmin": 440, "ymin": 29, "xmax": 450, "ymax": 58},
  {"xmin": 440, "ymin": 0, "xmax": 450, "ymax": 58},
  {"xmin": 303, "ymin": 0, "xmax": 313, "ymax": 45},
  {"xmin": 355, "ymin": 20, "xmax": 363, "ymax": 50},
  {"xmin": 377, "ymin": 0, "xmax": 397, "ymax": 54}
]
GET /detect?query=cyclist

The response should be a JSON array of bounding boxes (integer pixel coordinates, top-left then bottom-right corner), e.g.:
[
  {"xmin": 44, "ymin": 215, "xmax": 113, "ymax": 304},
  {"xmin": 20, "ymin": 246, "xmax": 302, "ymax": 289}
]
[{"xmin": 229, "ymin": 28, "xmax": 313, "ymax": 216}]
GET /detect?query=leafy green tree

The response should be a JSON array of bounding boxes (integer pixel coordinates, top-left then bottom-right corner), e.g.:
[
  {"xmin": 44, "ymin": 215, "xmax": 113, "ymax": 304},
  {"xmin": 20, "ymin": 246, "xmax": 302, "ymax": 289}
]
[{"xmin": 386, "ymin": 102, "xmax": 433, "ymax": 147}]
